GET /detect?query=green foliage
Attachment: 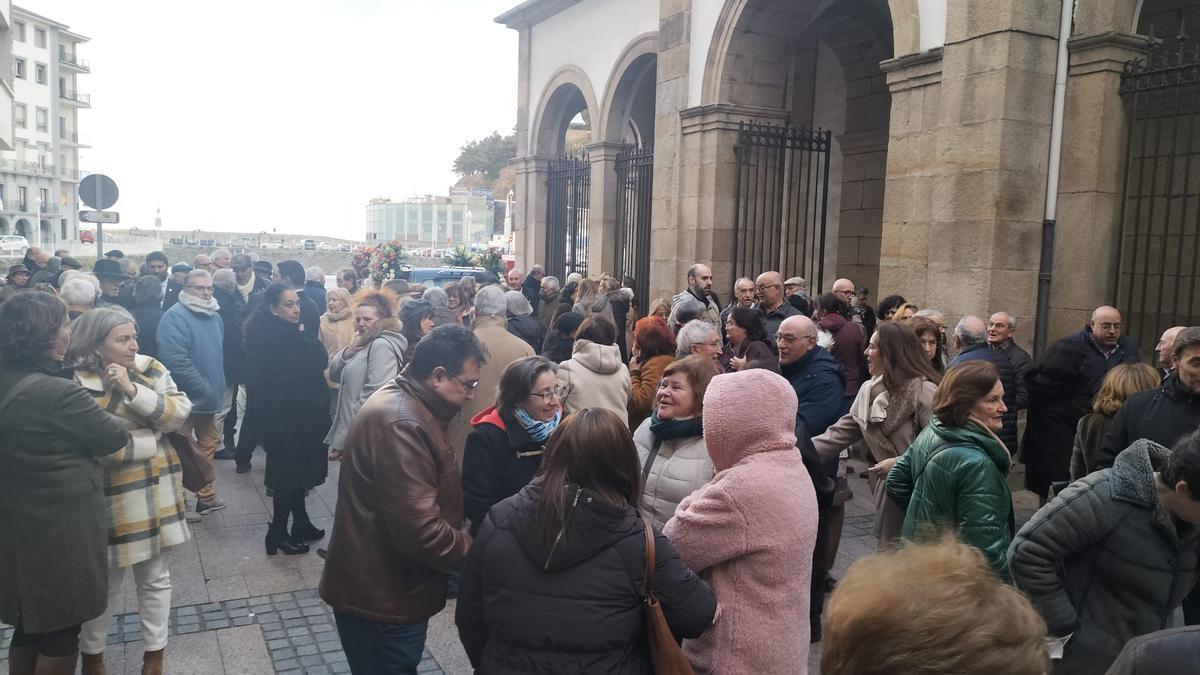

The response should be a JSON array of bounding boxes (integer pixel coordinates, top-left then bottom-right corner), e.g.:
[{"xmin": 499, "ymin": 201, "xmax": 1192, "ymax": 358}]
[
  {"xmin": 475, "ymin": 249, "xmax": 505, "ymax": 279},
  {"xmin": 453, "ymin": 132, "xmax": 516, "ymax": 182},
  {"xmin": 446, "ymin": 246, "xmax": 475, "ymax": 267}
]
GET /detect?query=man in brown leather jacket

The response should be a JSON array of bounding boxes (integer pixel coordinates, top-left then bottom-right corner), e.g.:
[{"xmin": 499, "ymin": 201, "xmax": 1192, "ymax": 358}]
[{"xmin": 320, "ymin": 324, "xmax": 487, "ymax": 673}]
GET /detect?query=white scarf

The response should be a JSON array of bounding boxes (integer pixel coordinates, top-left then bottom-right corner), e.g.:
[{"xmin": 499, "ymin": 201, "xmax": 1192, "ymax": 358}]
[
  {"xmin": 178, "ymin": 290, "xmax": 220, "ymax": 316},
  {"xmin": 236, "ymin": 275, "xmax": 256, "ymax": 302},
  {"xmin": 850, "ymin": 375, "xmax": 888, "ymax": 428}
]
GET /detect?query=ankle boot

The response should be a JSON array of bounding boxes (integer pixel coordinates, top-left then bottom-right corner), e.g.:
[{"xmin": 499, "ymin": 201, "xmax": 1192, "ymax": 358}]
[
  {"xmin": 265, "ymin": 524, "xmax": 308, "ymax": 555},
  {"xmin": 290, "ymin": 519, "xmax": 325, "ymax": 543},
  {"xmin": 7, "ymin": 644, "xmax": 37, "ymax": 675},
  {"xmin": 32, "ymin": 652, "xmax": 78, "ymax": 675},
  {"xmin": 141, "ymin": 648, "xmax": 164, "ymax": 675},
  {"xmin": 81, "ymin": 652, "xmax": 107, "ymax": 675}
]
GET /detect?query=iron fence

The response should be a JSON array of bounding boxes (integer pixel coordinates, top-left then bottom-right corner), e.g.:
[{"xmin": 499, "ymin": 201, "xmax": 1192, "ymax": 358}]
[
  {"xmin": 1115, "ymin": 37, "xmax": 1200, "ymax": 351},
  {"xmin": 545, "ymin": 154, "xmax": 591, "ymax": 280},
  {"xmin": 614, "ymin": 144, "xmax": 654, "ymax": 311},
  {"xmin": 731, "ymin": 122, "xmax": 831, "ymax": 298}
]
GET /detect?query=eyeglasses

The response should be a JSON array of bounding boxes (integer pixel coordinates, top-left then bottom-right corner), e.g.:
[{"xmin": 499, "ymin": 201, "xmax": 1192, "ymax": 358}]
[
  {"xmin": 1095, "ymin": 323, "xmax": 1121, "ymax": 331},
  {"xmin": 453, "ymin": 375, "xmax": 480, "ymax": 390},
  {"xmin": 186, "ymin": 285, "xmax": 214, "ymax": 294},
  {"xmin": 756, "ymin": 284, "xmax": 781, "ymax": 292},
  {"xmin": 529, "ymin": 384, "xmax": 568, "ymax": 403},
  {"xmin": 775, "ymin": 333, "xmax": 813, "ymax": 344}
]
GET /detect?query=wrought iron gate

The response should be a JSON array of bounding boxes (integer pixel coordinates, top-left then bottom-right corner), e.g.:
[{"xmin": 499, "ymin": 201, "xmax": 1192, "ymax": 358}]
[
  {"xmin": 732, "ymin": 122, "xmax": 831, "ymax": 296},
  {"xmin": 1115, "ymin": 39, "xmax": 1200, "ymax": 350},
  {"xmin": 614, "ymin": 145, "xmax": 654, "ymax": 310},
  {"xmin": 545, "ymin": 155, "xmax": 591, "ymax": 280}
]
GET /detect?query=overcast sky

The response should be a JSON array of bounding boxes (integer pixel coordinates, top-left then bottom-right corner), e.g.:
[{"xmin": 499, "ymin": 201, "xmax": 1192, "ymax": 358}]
[{"xmin": 40, "ymin": 0, "xmax": 518, "ymax": 237}]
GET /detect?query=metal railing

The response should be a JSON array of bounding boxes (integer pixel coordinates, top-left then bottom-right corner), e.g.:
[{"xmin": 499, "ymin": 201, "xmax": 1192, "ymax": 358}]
[
  {"xmin": 59, "ymin": 129, "xmax": 85, "ymax": 144},
  {"xmin": 59, "ymin": 89, "xmax": 90, "ymax": 105},
  {"xmin": 58, "ymin": 49, "xmax": 90, "ymax": 71},
  {"xmin": 0, "ymin": 159, "xmax": 56, "ymax": 176}
]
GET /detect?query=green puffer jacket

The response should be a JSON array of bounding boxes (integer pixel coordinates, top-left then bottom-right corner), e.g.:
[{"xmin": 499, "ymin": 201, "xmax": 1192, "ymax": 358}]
[{"xmin": 885, "ymin": 417, "xmax": 1015, "ymax": 572}]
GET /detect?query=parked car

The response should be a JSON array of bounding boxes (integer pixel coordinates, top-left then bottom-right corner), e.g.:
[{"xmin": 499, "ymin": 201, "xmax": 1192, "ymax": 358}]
[
  {"xmin": 199, "ymin": 239, "xmax": 216, "ymax": 247},
  {"xmin": 79, "ymin": 230, "xmax": 95, "ymax": 244},
  {"xmin": 398, "ymin": 265, "xmax": 496, "ymax": 287},
  {"xmin": 338, "ymin": 243, "xmax": 352, "ymax": 251},
  {"xmin": 317, "ymin": 241, "xmax": 339, "ymax": 252},
  {"xmin": 301, "ymin": 239, "xmax": 316, "ymax": 251},
  {"xmin": 261, "ymin": 240, "xmax": 286, "ymax": 250},
  {"xmin": 0, "ymin": 235, "xmax": 29, "ymax": 256}
]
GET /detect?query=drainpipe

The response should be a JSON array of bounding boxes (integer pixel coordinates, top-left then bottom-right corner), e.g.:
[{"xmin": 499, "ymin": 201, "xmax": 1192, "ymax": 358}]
[{"xmin": 1034, "ymin": 0, "xmax": 1076, "ymax": 356}]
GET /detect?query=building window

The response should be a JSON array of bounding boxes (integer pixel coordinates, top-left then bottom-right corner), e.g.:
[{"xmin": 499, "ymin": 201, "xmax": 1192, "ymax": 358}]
[
  {"xmin": 14, "ymin": 58, "xmax": 25, "ymax": 79},
  {"xmin": 35, "ymin": 28, "xmax": 46, "ymax": 49},
  {"xmin": 38, "ymin": 188, "xmax": 48, "ymax": 210},
  {"xmin": 61, "ymin": 219, "xmax": 67, "ymax": 240},
  {"xmin": 18, "ymin": 186, "xmax": 27, "ymax": 211},
  {"xmin": 14, "ymin": 21, "xmax": 25, "ymax": 42},
  {"xmin": 35, "ymin": 108, "xmax": 47, "ymax": 132},
  {"xmin": 35, "ymin": 63, "xmax": 46, "ymax": 84},
  {"xmin": 14, "ymin": 104, "xmax": 26, "ymax": 129}
]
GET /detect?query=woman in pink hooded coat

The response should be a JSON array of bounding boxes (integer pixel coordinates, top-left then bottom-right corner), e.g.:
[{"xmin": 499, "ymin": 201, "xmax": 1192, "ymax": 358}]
[{"xmin": 664, "ymin": 368, "xmax": 819, "ymax": 674}]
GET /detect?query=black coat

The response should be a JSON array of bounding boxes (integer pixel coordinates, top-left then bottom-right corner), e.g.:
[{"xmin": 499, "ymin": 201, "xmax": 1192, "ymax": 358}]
[
  {"xmin": 128, "ymin": 303, "xmax": 164, "ymax": 360},
  {"xmin": 244, "ymin": 312, "xmax": 330, "ymax": 490},
  {"xmin": 455, "ymin": 483, "xmax": 716, "ymax": 674},
  {"xmin": 213, "ymin": 287, "xmax": 247, "ymax": 384},
  {"xmin": 1107, "ymin": 625, "xmax": 1200, "ymax": 675},
  {"xmin": 1101, "ymin": 374, "xmax": 1200, "ymax": 466},
  {"xmin": 303, "ymin": 281, "xmax": 327, "ymax": 318},
  {"xmin": 1020, "ymin": 339, "xmax": 1093, "ymax": 497},
  {"xmin": 1063, "ymin": 328, "xmax": 1141, "ymax": 395},
  {"xmin": 462, "ymin": 408, "xmax": 543, "ymax": 535},
  {"xmin": 162, "ymin": 279, "xmax": 183, "ymax": 311},
  {"xmin": 521, "ymin": 275, "xmax": 541, "ymax": 315},
  {"xmin": 949, "ymin": 342, "xmax": 1019, "ymax": 453},
  {"xmin": 506, "ymin": 314, "xmax": 541, "ymax": 354}
]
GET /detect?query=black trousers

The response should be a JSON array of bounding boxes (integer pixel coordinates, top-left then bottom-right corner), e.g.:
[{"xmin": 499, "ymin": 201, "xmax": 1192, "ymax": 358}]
[{"xmin": 11, "ymin": 619, "xmax": 81, "ymax": 657}]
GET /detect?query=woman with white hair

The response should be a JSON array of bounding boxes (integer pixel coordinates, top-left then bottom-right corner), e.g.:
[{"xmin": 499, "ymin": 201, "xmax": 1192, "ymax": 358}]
[
  {"xmin": 67, "ymin": 307, "xmax": 192, "ymax": 675},
  {"xmin": 59, "ymin": 277, "xmax": 97, "ymax": 321},
  {"xmin": 422, "ymin": 286, "xmax": 459, "ymax": 326},
  {"xmin": 505, "ymin": 290, "xmax": 540, "ymax": 352}
]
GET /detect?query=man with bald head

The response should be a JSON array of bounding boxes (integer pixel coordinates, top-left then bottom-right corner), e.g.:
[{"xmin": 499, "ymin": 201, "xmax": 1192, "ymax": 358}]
[
  {"xmin": 1062, "ymin": 305, "xmax": 1141, "ymax": 395},
  {"xmin": 755, "ymin": 271, "xmax": 799, "ymax": 344},
  {"xmin": 950, "ymin": 315, "xmax": 1019, "ymax": 453},
  {"xmin": 194, "ymin": 254, "xmax": 214, "ymax": 273},
  {"xmin": 832, "ymin": 277, "xmax": 872, "ymax": 337},
  {"xmin": 673, "ymin": 262, "xmax": 721, "ymax": 328},
  {"xmin": 1156, "ymin": 325, "xmax": 1188, "ymax": 379}
]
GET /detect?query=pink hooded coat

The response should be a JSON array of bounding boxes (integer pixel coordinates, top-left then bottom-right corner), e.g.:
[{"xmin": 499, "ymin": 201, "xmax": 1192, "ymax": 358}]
[{"xmin": 664, "ymin": 369, "xmax": 818, "ymax": 674}]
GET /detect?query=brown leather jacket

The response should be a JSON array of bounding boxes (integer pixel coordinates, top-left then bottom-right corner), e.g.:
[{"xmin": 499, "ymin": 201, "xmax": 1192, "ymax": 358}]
[{"xmin": 320, "ymin": 372, "xmax": 471, "ymax": 624}]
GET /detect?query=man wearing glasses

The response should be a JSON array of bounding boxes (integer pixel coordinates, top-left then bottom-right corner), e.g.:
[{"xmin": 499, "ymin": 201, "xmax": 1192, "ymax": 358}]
[
  {"xmin": 755, "ymin": 271, "xmax": 800, "ymax": 345},
  {"xmin": 157, "ymin": 269, "xmax": 228, "ymax": 517},
  {"xmin": 322, "ymin": 325, "xmax": 486, "ymax": 674},
  {"xmin": 1060, "ymin": 305, "xmax": 1141, "ymax": 395}
]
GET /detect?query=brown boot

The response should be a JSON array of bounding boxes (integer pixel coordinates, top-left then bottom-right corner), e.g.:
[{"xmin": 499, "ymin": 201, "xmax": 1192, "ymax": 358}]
[
  {"xmin": 6, "ymin": 644, "xmax": 37, "ymax": 675},
  {"xmin": 81, "ymin": 652, "xmax": 107, "ymax": 675},
  {"xmin": 141, "ymin": 648, "xmax": 164, "ymax": 675},
  {"xmin": 31, "ymin": 652, "xmax": 77, "ymax": 675}
]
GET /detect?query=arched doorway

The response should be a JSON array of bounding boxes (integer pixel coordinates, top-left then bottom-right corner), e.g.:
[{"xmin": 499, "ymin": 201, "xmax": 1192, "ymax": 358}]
[
  {"xmin": 708, "ymin": 0, "xmax": 895, "ymax": 295},
  {"xmin": 0, "ymin": 217, "xmax": 8, "ymax": 236},
  {"xmin": 15, "ymin": 219, "xmax": 29, "ymax": 239},
  {"xmin": 39, "ymin": 219, "xmax": 52, "ymax": 249}
]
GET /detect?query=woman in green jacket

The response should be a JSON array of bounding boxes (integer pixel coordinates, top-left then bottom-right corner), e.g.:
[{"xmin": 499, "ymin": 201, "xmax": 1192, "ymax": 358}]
[{"xmin": 886, "ymin": 360, "xmax": 1014, "ymax": 573}]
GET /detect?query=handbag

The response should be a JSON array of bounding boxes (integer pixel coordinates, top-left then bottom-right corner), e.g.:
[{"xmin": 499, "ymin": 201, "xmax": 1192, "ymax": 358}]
[
  {"xmin": 641, "ymin": 516, "xmax": 696, "ymax": 675},
  {"xmin": 169, "ymin": 431, "xmax": 213, "ymax": 493}
]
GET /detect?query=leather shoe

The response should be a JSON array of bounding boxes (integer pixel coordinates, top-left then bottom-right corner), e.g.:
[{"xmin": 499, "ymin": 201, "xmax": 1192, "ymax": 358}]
[
  {"xmin": 266, "ymin": 525, "xmax": 309, "ymax": 555},
  {"xmin": 291, "ymin": 521, "xmax": 325, "ymax": 542},
  {"xmin": 235, "ymin": 462, "xmax": 251, "ymax": 474}
]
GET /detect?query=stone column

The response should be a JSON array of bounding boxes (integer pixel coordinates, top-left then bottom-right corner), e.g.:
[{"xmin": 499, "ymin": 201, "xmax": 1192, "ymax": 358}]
[
  {"xmin": 649, "ymin": 0, "xmax": 691, "ymax": 303},
  {"xmin": 586, "ymin": 141, "xmax": 625, "ymax": 277},
  {"xmin": 512, "ymin": 155, "xmax": 551, "ymax": 271}
]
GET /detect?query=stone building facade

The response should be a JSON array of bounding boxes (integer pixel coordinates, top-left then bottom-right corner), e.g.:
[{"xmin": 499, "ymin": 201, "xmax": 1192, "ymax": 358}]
[{"xmin": 498, "ymin": 0, "xmax": 1199, "ymax": 352}]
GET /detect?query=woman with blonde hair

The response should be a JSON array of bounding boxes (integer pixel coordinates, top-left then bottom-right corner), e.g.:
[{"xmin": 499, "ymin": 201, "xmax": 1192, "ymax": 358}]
[
  {"xmin": 893, "ymin": 302, "xmax": 918, "ymax": 323},
  {"xmin": 319, "ymin": 287, "xmax": 355, "ymax": 401},
  {"xmin": 1069, "ymin": 362, "xmax": 1160, "ymax": 479},
  {"xmin": 68, "ymin": 307, "xmax": 193, "ymax": 675},
  {"xmin": 647, "ymin": 297, "xmax": 671, "ymax": 322}
]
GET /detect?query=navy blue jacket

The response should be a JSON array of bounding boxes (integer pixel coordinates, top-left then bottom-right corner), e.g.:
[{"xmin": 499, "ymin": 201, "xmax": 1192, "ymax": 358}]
[
  {"xmin": 780, "ymin": 345, "xmax": 844, "ymax": 446},
  {"xmin": 950, "ymin": 341, "xmax": 1019, "ymax": 453},
  {"xmin": 1063, "ymin": 327, "xmax": 1140, "ymax": 395},
  {"xmin": 1100, "ymin": 373, "xmax": 1200, "ymax": 471}
]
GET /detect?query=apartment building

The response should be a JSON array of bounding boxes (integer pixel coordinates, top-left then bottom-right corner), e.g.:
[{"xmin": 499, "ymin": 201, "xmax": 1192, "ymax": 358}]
[
  {"xmin": 0, "ymin": 4, "xmax": 88, "ymax": 249},
  {"xmin": 365, "ymin": 192, "xmax": 495, "ymax": 248}
]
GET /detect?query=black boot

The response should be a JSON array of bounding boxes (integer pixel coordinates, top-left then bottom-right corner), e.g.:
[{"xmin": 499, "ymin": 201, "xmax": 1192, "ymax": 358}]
[
  {"xmin": 290, "ymin": 520, "xmax": 325, "ymax": 543},
  {"xmin": 265, "ymin": 525, "xmax": 308, "ymax": 555}
]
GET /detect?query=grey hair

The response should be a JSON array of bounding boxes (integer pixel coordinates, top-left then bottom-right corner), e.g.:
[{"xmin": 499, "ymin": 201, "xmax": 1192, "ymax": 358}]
[
  {"xmin": 506, "ymin": 290, "xmax": 533, "ymax": 316},
  {"xmin": 185, "ymin": 269, "xmax": 212, "ymax": 286},
  {"xmin": 65, "ymin": 306, "xmax": 137, "ymax": 372},
  {"xmin": 422, "ymin": 287, "xmax": 449, "ymax": 309},
  {"xmin": 475, "ymin": 285, "xmax": 508, "ymax": 318},
  {"xmin": 914, "ymin": 308, "xmax": 944, "ymax": 321},
  {"xmin": 529, "ymin": 264, "xmax": 545, "ymax": 276},
  {"xmin": 954, "ymin": 315, "xmax": 987, "ymax": 346},
  {"xmin": 212, "ymin": 268, "xmax": 237, "ymax": 293},
  {"xmin": 507, "ymin": 268, "xmax": 524, "ymax": 278},
  {"xmin": 541, "ymin": 275, "xmax": 561, "ymax": 291},
  {"xmin": 59, "ymin": 278, "xmax": 97, "ymax": 307},
  {"xmin": 133, "ymin": 275, "xmax": 165, "ymax": 305},
  {"xmin": 989, "ymin": 311, "xmax": 1017, "ymax": 330},
  {"xmin": 211, "ymin": 248, "xmax": 232, "ymax": 260},
  {"xmin": 676, "ymin": 320, "xmax": 718, "ymax": 358},
  {"xmin": 565, "ymin": 272, "xmax": 583, "ymax": 286},
  {"xmin": 670, "ymin": 295, "xmax": 707, "ymax": 329},
  {"xmin": 305, "ymin": 266, "xmax": 325, "ymax": 283}
]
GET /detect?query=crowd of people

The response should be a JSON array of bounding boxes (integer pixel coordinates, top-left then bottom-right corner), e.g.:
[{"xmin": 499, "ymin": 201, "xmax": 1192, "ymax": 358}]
[{"xmin": 2, "ymin": 247, "xmax": 1200, "ymax": 674}]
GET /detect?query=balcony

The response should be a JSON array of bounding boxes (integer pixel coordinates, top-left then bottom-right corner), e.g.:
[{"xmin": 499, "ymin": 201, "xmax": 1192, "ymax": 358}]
[
  {"xmin": 59, "ymin": 49, "xmax": 91, "ymax": 73},
  {"xmin": 0, "ymin": 158, "xmax": 57, "ymax": 177},
  {"xmin": 59, "ymin": 129, "xmax": 90, "ymax": 148},
  {"xmin": 59, "ymin": 89, "xmax": 91, "ymax": 107},
  {"xmin": 60, "ymin": 167, "xmax": 85, "ymax": 182}
]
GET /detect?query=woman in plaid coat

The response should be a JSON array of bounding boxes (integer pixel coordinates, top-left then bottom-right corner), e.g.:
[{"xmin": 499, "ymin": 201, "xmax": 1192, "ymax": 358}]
[{"xmin": 65, "ymin": 308, "xmax": 192, "ymax": 675}]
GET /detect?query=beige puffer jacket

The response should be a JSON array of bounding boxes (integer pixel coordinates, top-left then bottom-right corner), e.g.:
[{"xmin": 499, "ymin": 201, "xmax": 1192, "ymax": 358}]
[
  {"xmin": 633, "ymin": 418, "xmax": 714, "ymax": 529},
  {"xmin": 557, "ymin": 339, "xmax": 631, "ymax": 425}
]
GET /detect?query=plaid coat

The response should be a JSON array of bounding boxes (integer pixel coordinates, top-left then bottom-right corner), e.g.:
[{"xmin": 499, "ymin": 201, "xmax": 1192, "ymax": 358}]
[{"xmin": 75, "ymin": 354, "xmax": 192, "ymax": 567}]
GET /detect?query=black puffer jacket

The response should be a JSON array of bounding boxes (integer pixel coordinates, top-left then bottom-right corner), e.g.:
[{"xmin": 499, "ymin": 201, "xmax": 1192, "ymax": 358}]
[
  {"xmin": 455, "ymin": 483, "xmax": 716, "ymax": 674},
  {"xmin": 1009, "ymin": 440, "xmax": 1200, "ymax": 675},
  {"xmin": 462, "ymin": 407, "xmax": 544, "ymax": 536},
  {"xmin": 1020, "ymin": 339, "xmax": 1092, "ymax": 498},
  {"xmin": 1101, "ymin": 373, "xmax": 1200, "ymax": 469}
]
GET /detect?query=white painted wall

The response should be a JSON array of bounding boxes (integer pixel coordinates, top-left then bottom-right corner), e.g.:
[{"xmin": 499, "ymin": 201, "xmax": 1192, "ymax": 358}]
[{"xmin": 526, "ymin": 0, "xmax": 658, "ymax": 149}]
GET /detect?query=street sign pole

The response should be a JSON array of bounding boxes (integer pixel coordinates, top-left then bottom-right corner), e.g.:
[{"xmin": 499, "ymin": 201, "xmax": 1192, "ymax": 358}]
[{"xmin": 94, "ymin": 178, "xmax": 103, "ymax": 258}]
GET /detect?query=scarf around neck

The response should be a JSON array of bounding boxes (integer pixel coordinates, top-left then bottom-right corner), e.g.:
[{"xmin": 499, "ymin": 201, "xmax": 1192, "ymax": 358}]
[
  {"xmin": 178, "ymin": 290, "xmax": 219, "ymax": 316},
  {"xmin": 236, "ymin": 275, "xmax": 256, "ymax": 302},
  {"xmin": 325, "ymin": 307, "xmax": 352, "ymax": 322},
  {"xmin": 514, "ymin": 407, "xmax": 561, "ymax": 443},
  {"xmin": 649, "ymin": 413, "xmax": 703, "ymax": 441}
]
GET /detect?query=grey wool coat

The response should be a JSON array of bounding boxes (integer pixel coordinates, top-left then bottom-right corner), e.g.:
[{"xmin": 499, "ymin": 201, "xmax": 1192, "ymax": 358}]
[{"xmin": 0, "ymin": 361, "xmax": 129, "ymax": 633}]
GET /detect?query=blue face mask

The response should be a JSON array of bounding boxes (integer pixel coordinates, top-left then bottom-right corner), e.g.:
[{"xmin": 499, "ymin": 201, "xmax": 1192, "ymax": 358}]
[{"xmin": 514, "ymin": 407, "xmax": 562, "ymax": 443}]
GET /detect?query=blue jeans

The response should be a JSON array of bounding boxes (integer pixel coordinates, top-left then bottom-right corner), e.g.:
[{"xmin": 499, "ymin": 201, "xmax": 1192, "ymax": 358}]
[{"xmin": 334, "ymin": 612, "xmax": 428, "ymax": 674}]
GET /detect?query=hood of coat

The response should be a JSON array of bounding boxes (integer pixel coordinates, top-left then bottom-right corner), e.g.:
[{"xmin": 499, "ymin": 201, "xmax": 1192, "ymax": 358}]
[
  {"xmin": 361, "ymin": 316, "xmax": 405, "ymax": 349},
  {"xmin": 570, "ymin": 339, "xmax": 623, "ymax": 374},
  {"xmin": 703, "ymin": 369, "xmax": 798, "ymax": 471},
  {"xmin": 818, "ymin": 312, "xmax": 848, "ymax": 334},
  {"xmin": 1110, "ymin": 438, "xmax": 1171, "ymax": 510},
  {"xmin": 507, "ymin": 482, "xmax": 638, "ymax": 572},
  {"xmin": 915, "ymin": 416, "xmax": 1011, "ymax": 475},
  {"xmin": 608, "ymin": 287, "xmax": 635, "ymax": 304}
]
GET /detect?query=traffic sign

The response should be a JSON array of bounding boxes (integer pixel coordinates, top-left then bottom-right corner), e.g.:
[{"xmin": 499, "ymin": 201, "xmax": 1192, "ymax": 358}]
[
  {"xmin": 80, "ymin": 174, "xmax": 119, "ymax": 210},
  {"xmin": 80, "ymin": 210, "xmax": 119, "ymax": 224}
]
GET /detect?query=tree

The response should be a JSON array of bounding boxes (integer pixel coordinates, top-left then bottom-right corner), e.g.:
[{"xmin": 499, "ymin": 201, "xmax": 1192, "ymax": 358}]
[
  {"xmin": 453, "ymin": 132, "xmax": 516, "ymax": 182},
  {"xmin": 475, "ymin": 250, "xmax": 505, "ymax": 280},
  {"xmin": 447, "ymin": 246, "xmax": 474, "ymax": 267}
]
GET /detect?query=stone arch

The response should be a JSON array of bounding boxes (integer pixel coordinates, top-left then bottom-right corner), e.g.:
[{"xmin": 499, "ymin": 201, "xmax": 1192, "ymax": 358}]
[
  {"xmin": 599, "ymin": 32, "xmax": 659, "ymax": 146},
  {"xmin": 531, "ymin": 66, "xmax": 600, "ymax": 157},
  {"xmin": 15, "ymin": 218, "xmax": 29, "ymax": 238},
  {"xmin": 0, "ymin": 217, "xmax": 8, "ymax": 235},
  {"xmin": 39, "ymin": 219, "xmax": 52, "ymax": 243},
  {"xmin": 1074, "ymin": 0, "xmax": 1142, "ymax": 34}
]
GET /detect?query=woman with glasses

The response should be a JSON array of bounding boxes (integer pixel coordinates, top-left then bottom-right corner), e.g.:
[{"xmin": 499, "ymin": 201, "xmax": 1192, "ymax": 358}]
[{"xmin": 462, "ymin": 356, "xmax": 562, "ymax": 536}]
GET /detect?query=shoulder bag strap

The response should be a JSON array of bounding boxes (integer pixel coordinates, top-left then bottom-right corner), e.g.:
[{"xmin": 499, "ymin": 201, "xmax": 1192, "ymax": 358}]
[
  {"xmin": 642, "ymin": 436, "xmax": 665, "ymax": 482},
  {"xmin": 642, "ymin": 515, "xmax": 656, "ymax": 595},
  {"xmin": 0, "ymin": 373, "xmax": 42, "ymax": 414}
]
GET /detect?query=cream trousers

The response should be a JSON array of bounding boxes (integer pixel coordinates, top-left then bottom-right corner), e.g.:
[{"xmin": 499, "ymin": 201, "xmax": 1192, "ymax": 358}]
[{"xmin": 79, "ymin": 552, "xmax": 172, "ymax": 654}]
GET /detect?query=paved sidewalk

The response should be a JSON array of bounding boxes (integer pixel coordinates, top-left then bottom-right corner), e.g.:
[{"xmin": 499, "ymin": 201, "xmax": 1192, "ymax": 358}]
[{"xmin": 1, "ymin": 450, "xmax": 1040, "ymax": 674}]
